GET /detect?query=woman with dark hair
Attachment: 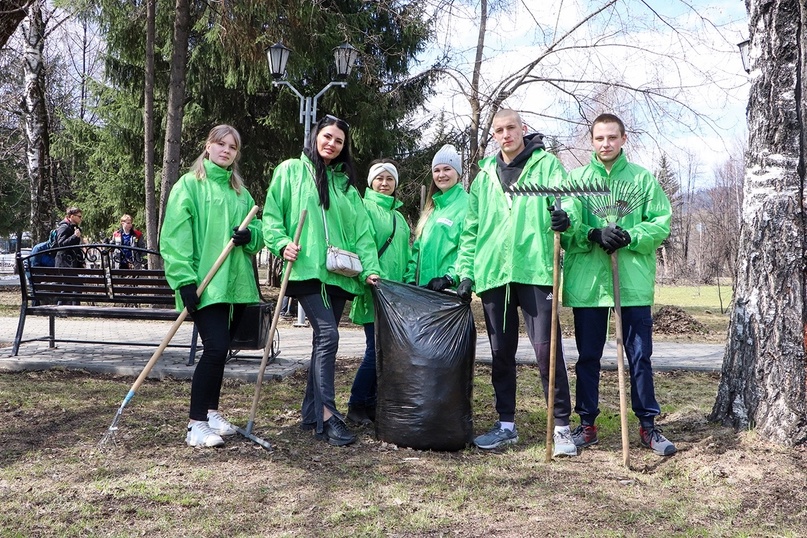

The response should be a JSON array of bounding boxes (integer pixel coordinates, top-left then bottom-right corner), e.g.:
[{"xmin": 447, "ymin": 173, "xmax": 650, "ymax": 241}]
[
  {"xmin": 346, "ymin": 159, "xmax": 411, "ymax": 426},
  {"xmin": 161, "ymin": 124, "xmax": 263, "ymax": 448},
  {"xmin": 263, "ymin": 115, "xmax": 381, "ymax": 446}
]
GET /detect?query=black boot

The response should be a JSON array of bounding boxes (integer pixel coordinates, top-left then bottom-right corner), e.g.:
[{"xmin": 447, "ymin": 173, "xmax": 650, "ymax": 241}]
[
  {"xmin": 346, "ymin": 405, "xmax": 373, "ymax": 426},
  {"xmin": 316, "ymin": 416, "xmax": 357, "ymax": 446}
]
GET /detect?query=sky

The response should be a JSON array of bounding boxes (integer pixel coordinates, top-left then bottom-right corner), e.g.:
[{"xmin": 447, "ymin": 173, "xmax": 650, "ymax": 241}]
[{"xmin": 414, "ymin": 0, "xmax": 750, "ymax": 187}]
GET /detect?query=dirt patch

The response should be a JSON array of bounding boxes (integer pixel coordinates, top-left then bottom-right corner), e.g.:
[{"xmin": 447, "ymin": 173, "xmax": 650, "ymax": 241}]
[{"xmin": 654, "ymin": 305, "xmax": 708, "ymax": 335}]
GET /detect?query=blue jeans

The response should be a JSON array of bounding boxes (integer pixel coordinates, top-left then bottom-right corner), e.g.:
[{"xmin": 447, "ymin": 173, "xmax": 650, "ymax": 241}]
[
  {"xmin": 573, "ymin": 306, "xmax": 660, "ymax": 427},
  {"xmin": 298, "ymin": 293, "xmax": 347, "ymax": 434},
  {"xmin": 349, "ymin": 323, "xmax": 377, "ymax": 407}
]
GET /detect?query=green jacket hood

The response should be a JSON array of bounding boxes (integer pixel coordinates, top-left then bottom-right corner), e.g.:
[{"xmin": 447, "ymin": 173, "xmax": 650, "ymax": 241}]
[
  {"xmin": 160, "ymin": 160, "xmax": 263, "ymax": 310},
  {"xmin": 455, "ymin": 149, "xmax": 577, "ymax": 294}
]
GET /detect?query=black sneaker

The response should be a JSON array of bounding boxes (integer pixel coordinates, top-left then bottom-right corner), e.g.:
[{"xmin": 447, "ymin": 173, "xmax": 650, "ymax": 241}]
[
  {"xmin": 640, "ymin": 426, "xmax": 677, "ymax": 456},
  {"xmin": 316, "ymin": 416, "xmax": 357, "ymax": 446},
  {"xmin": 571, "ymin": 424, "xmax": 599, "ymax": 448},
  {"xmin": 346, "ymin": 405, "xmax": 373, "ymax": 426}
]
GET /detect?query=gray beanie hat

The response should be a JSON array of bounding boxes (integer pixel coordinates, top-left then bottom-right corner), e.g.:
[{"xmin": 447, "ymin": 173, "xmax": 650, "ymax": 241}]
[{"xmin": 431, "ymin": 144, "xmax": 462, "ymax": 176}]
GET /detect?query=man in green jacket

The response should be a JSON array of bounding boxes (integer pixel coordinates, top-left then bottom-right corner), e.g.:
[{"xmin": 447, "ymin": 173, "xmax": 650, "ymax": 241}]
[
  {"xmin": 562, "ymin": 113, "xmax": 676, "ymax": 456},
  {"xmin": 456, "ymin": 108, "xmax": 578, "ymax": 457}
]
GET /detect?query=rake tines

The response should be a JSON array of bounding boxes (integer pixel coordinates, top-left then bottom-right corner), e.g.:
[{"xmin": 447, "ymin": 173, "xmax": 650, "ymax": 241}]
[
  {"xmin": 583, "ymin": 180, "xmax": 652, "ymax": 224},
  {"xmin": 509, "ymin": 179, "xmax": 611, "ymax": 198}
]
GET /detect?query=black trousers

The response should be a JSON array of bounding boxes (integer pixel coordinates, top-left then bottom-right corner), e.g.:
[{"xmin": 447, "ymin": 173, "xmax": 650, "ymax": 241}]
[
  {"xmin": 189, "ymin": 303, "xmax": 245, "ymax": 421},
  {"xmin": 479, "ymin": 283, "xmax": 572, "ymax": 426}
]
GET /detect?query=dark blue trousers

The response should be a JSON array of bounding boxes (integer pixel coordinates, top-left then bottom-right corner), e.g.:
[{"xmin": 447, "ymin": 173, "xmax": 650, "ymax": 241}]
[
  {"xmin": 349, "ymin": 323, "xmax": 377, "ymax": 407},
  {"xmin": 573, "ymin": 306, "xmax": 660, "ymax": 428}
]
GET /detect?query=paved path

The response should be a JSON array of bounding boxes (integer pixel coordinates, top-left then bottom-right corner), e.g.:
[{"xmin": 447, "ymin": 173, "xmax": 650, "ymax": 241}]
[{"xmin": 0, "ymin": 313, "xmax": 724, "ymax": 382}]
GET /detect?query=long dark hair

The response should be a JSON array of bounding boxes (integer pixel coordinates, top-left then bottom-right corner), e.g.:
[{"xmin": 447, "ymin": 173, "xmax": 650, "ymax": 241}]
[{"xmin": 304, "ymin": 115, "xmax": 358, "ymax": 209}]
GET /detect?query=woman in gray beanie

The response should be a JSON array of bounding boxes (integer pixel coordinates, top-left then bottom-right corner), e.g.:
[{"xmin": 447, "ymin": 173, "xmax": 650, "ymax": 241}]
[{"xmin": 403, "ymin": 144, "xmax": 468, "ymax": 291}]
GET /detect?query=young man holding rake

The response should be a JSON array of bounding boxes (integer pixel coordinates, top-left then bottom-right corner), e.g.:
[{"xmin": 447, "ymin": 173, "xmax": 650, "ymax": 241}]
[
  {"xmin": 455, "ymin": 108, "xmax": 579, "ymax": 457},
  {"xmin": 562, "ymin": 113, "xmax": 676, "ymax": 456}
]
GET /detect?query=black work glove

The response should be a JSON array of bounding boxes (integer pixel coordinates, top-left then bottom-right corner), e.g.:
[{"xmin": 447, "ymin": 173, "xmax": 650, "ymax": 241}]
[
  {"xmin": 232, "ymin": 226, "xmax": 251, "ymax": 246},
  {"xmin": 456, "ymin": 278, "xmax": 473, "ymax": 303},
  {"xmin": 179, "ymin": 284, "xmax": 200, "ymax": 312},
  {"xmin": 548, "ymin": 207, "xmax": 570, "ymax": 232},
  {"xmin": 589, "ymin": 226, "xmax": 630, "ymax": 254},
  {"xmin": 426, "ymin": 275, "xmax": 452, "ymax": 292}
]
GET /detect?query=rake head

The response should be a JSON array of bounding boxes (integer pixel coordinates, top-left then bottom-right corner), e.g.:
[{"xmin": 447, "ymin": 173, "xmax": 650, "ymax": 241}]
[
  {"xmin": 584, "ymin": 180, "xmax": 652, "ymax": 224},
  {"xmin": 98, "ymin": 412, "xmax": 122, "ymax": 449},
  {"xmin": 509, "ymin": 179, "xmax": 610, "ymax": 198}
]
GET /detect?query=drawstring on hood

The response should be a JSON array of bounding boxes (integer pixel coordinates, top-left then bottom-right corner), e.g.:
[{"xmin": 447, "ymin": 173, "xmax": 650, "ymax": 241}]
[{"xmin": 496, "ymin": 133, "xmax": 547, "ymax": 191}]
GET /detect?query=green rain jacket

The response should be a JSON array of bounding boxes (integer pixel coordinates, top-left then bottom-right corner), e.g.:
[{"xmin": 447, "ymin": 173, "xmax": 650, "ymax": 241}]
[
  {"xmin": 262, "ymin": 153, "xmax": 381, "ymax": 298},
  {"xmin": 455, "ymin": 148, "xmax": 577, "ymax": 295},
  {"xmin": 403, "ymin": 182, "xmax": 468, "ymax": 286},
  {"xmin": 562, "ymin": 151, "xmax": 671, "ymax": 307},
  {"xmin": 160, "ymin": 159, "xmax": 263, "ymax": 311},
  {"xmin": 349, "ymin": 189, "xmax": 411, "ymax": 325}
]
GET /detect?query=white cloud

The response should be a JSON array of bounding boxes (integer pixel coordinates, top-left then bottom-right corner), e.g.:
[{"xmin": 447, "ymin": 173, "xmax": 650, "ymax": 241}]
[{"xmin": 414, "ymin": 0, "xmax": 750, "ymax": 184}]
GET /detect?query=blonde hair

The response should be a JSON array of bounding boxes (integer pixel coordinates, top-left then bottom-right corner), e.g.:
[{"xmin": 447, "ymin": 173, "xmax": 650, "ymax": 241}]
[
  {"xmin": 191, "ymin": 124, "xmax": 244, "ymax": 193},
  {"xmin": 120, "ymin": 214, "xmax": 132, "ymax": 223},
  {"xmin": 414, "ymin": 181, "xmax": 439, "ymax": 238}
]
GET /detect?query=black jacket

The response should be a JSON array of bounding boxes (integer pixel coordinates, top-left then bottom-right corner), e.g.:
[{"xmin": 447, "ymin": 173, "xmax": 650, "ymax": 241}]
[{"xmin": 54, "ymin": 219, "xmax": 82, "ymax": 268}]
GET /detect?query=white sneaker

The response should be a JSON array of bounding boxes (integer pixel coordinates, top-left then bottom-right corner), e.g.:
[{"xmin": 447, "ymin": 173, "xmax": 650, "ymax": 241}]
[
  {"xmin": 186, "ymin": 421, "xmax": 225, "ymax": 447},
  {"xmin": 553, "ymin": 426, "xmax": 579, "ymax": 458},
  {"xmin": 207, "ymin": 411, "xmax": 238, "ymax": 436}
]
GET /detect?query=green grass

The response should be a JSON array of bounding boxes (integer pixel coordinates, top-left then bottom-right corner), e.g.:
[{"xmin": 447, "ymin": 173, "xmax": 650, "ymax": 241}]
[{"xmin": 655, "ymin": 283, "xmax": 733, "ymax": 310}]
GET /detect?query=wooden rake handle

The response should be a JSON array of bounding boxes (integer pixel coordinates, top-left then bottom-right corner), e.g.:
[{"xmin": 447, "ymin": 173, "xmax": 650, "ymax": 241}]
[{"xmin": 244, "ymin": 209, "xmax": 308, "ymax": 432}]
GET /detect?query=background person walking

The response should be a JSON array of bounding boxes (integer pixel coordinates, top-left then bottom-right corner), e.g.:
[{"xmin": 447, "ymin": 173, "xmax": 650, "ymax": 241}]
[
  {"xmin": 562, "ymin": 113, "xmax": 676, "ymax": 456},
  {"xmin": 111, "ymin": 214, "xmax": 145, "ymax": 269},
  {"xmin": 160, "ymin": 124, "xmax": 263, "ymax": 448}
]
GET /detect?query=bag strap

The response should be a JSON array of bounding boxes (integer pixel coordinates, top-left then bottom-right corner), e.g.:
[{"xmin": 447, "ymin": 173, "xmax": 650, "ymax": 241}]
[
  {"xmin": 321, "ymin": 205, "xmax": 332, "ymax": 246},
  {"xmin": 377, "ymin": 212, "xmax": 397, "ymax": 258}
]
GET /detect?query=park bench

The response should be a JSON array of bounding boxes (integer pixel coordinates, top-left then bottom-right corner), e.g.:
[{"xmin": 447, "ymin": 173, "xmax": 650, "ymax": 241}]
[{"xmin": 12, "ymin": 243, "xmax": 200, "ymax": 364}]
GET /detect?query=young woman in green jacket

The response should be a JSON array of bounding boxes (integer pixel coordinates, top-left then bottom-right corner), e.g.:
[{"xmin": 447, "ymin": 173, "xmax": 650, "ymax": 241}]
[
  {"xmin": 160, "ymin": 125, "xmax": 264, "ymax": 448},
  {"xmin": 403, "ymin": 144, "xmax": 468, "ymax": 289},
  {"xmin": 346, "ymin": 159, "xmax": 411, "ymax": 426},
  {"xmin": 263, "ymin": 115, "xmax": 381, "ymax": 446}
]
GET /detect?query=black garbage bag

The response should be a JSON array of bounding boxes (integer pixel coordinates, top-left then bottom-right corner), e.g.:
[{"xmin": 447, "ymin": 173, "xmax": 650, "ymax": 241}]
[{"xmin": 373, "ymin": 279, "xmax": 475, "ymax": 451}]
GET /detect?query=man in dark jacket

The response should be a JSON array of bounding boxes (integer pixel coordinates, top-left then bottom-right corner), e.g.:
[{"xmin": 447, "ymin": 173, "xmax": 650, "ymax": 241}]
[{"xmin": 55, "ymin": 207, "xmax": 84, "ymax": 268}]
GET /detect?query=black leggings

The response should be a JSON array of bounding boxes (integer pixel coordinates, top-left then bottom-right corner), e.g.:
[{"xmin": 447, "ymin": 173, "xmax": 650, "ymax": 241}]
[
  {"xmin": 188, "ymin": 303, "xmax": 244, "ymax": 421},
  {"xmin": 479, "ymin": 283, "xmax": 572, "ymax": 425}
]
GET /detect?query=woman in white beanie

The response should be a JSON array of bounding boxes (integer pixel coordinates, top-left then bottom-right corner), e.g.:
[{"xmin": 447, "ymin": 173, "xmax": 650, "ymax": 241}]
[
  {"xmin": 346, "ymin": 158, "xmax": 411, "ymax": 425},
  {"xmin": 403, "ymin": 144, "xmax": 468, "ymax": 291}
]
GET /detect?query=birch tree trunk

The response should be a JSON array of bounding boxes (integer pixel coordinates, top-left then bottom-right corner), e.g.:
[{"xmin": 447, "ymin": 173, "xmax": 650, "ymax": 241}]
[
  {"xmin": 157, "ymin": 0, "xmax": 190, "ymax": 232},
  {"xmin": 0, "ymin": 0, "xmax": 32, "ymax": 48},
  {"xmin": 709, "ymin": 0, "xmax": 807, "ymax": 445},
  {"xmin": 21, "ymin": 0, "xmax": 51, "ymax": 242},
  {"xmin": 143, "ymin": 0, "xmax": 157, "ymax": 252}
]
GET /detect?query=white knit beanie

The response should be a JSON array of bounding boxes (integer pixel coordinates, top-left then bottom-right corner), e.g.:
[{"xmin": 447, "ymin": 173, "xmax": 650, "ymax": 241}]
[
  {"xmin": 431, "ymin": 144, "xmax": 462, "ymax": 176},
  {"xmin": 367, "ymin": 162, "xmax": 399, "ymax": 189}
]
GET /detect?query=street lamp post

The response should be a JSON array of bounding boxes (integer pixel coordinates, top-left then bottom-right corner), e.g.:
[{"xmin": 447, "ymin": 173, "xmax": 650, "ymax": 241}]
[
  {"xmin": 267, "ymin": 41, "xmax": 359, "ymax": 148},
  {"xmin": 266, "ymin": 41, "xmax": 359, "ymax": 326}
]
